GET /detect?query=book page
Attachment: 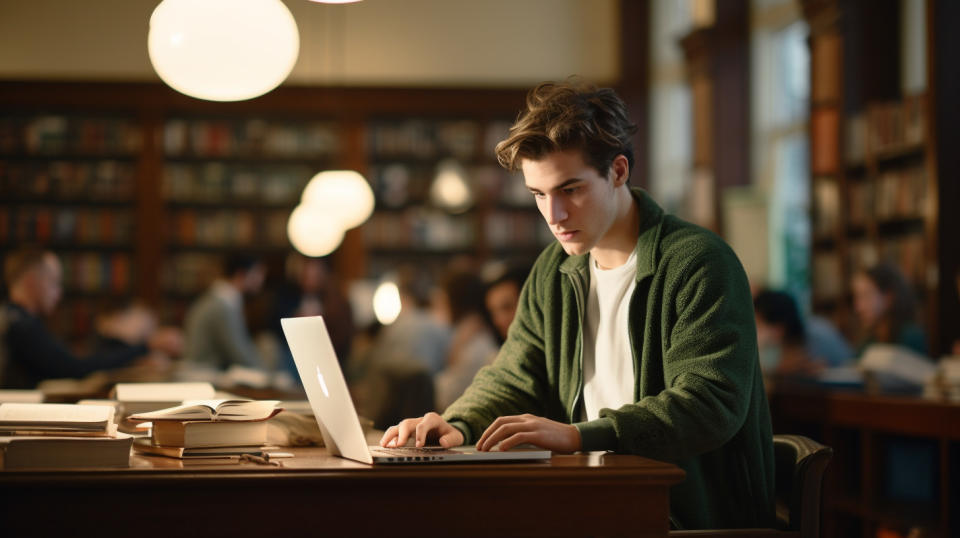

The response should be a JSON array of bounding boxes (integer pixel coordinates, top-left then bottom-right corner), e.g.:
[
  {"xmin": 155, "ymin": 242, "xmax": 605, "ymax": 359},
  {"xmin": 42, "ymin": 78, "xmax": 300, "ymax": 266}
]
[
  {"xmin": 113, "ymin": 382, "xmax": 215, "ymax": 402},
  {"xmin": 215, "ymin": 400, "xmax": 280, "ymax": 420},
  {"xmin": 0, "ymin": 403, "xmax": 114, "ymax": 425}
]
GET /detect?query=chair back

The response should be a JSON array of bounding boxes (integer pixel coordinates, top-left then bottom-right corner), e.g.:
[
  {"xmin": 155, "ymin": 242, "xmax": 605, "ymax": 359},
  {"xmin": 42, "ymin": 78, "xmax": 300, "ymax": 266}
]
[{"xmin": 773, "ymin": 434, "xmax": 833, "ymax": 538}]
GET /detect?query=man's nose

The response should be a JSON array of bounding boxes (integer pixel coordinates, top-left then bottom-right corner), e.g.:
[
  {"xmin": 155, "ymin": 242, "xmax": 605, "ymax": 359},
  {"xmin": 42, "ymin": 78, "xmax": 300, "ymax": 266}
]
[{"xmin": 545, "ymin": 195, "xmax": 568, "ymax": 225}]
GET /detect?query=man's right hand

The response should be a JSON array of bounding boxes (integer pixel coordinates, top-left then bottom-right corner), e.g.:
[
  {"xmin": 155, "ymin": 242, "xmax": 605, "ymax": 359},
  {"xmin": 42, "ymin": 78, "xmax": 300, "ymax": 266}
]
[{"xmin": 379, "ymin": 412, "xmax": 465, "ymax": 448}]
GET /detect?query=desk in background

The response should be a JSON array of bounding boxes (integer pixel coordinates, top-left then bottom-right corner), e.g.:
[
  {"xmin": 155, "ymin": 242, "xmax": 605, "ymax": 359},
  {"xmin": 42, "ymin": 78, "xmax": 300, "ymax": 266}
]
[
  {"xmin": 769, "ymin": 384, "xmax": 960, "ymax": 538},
  {"xmin": 0, "ymin": 448, "xmax": 684, "ymax": 537}
]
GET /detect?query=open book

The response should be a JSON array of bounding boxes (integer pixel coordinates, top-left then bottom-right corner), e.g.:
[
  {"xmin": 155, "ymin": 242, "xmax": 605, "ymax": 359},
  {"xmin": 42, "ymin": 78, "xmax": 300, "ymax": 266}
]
[
  {"xmin": 127, "ymin": 399, "xmax": 281, "ymax": 423},
  {"xmin": 0, "ymin": 403, "xmax": 116, "ymax": 435},
  {"xmin": 111, "ymin": 382, "xmax": 217, "ymax": 416}
]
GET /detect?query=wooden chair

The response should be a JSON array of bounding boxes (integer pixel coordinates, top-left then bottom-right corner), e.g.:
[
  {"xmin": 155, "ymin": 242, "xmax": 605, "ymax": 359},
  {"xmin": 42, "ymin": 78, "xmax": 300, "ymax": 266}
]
[{"xmin": 671, "ymin": 434, "xmax": 833, "ymax": 538}]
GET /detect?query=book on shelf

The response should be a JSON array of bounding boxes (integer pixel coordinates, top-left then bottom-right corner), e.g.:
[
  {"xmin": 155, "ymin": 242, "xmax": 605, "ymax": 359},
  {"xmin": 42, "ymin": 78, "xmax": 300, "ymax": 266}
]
[
  {"xmin": 811, "ymin": 32, "xmax": 841, "ymax": 103},
  {"xmin": 128, "ymin": 399, "xmax": 280, "ymax": 423},
  {"xmin": 0, "ymin": 432, "xmax": 133, "ymax": 470},
  {"xmin": 0, "ymin": 402, "xmax": 116, "ymax": 435},
  {"xmin": 132, "ymin": 438, "xmax": 266, "ymax": 459},
  {"xmin": 812, "ymin": 107, "xmax": 840, "ymax": 175},
  {"xmin": 149, "ymin": 419, "xmax": 270, "ymax": 448},
  {"xmin": 111, "ymin": 382, "xmax": 216, "ymax": 417}
]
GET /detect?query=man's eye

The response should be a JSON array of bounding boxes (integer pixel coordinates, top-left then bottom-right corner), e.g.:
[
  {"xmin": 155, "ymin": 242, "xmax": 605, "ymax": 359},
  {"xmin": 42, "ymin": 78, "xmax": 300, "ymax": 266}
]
[
  {"xmin": 531, "ymin": 192, "xmax": 545, "ymax": 199},
  {"xmin": 562, "ymin": 187, "xmax": 579, "ymax": 195}
]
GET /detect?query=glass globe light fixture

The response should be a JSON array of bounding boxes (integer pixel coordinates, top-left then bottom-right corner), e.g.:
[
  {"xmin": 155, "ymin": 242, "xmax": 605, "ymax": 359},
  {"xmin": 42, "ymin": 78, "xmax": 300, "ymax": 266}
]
[
  {"xmin": 287, "ymin": 204, "xmax": 345, "ymax": 257},
  {"xmin": 301, "ymin": 170, "xmax": 375, "ymax": 230},
  {"xmin": 148, "ymin": 0, "xmax": 299, "ymax": 102},
  {"xmin": 430, "ymin": 159, "xmax": 473, "ymax": 214},
  {"xmin": 372, "ymin": 281, "xmax": 402, "ymax": 325}
]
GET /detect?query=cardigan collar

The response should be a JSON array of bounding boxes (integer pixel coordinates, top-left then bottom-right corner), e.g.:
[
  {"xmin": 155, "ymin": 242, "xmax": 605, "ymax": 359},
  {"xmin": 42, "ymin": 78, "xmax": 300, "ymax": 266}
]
[{"xmin": 558, "ymin": 187, "xmax": 665, "ymax": 282}]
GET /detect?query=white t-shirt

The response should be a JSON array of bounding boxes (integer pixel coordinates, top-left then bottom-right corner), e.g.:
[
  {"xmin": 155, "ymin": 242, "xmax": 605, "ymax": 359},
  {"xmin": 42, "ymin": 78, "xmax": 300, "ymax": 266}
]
[{"xmin": 581, "ymin": 249, "xmax": 638, "ymax": 422}]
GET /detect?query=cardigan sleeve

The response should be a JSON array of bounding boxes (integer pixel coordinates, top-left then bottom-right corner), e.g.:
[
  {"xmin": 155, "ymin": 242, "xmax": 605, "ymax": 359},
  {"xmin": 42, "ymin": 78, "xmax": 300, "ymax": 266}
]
[{"xmin": 441, "ymin": 258, "xmax": 552, "ymax": 445}]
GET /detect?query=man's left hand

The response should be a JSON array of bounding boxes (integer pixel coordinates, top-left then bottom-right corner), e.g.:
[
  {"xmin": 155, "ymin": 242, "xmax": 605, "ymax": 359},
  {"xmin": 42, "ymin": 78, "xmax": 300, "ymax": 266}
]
[{"xmin": 476, "ymin": 414, "xmax": 581, "ymax": 453}]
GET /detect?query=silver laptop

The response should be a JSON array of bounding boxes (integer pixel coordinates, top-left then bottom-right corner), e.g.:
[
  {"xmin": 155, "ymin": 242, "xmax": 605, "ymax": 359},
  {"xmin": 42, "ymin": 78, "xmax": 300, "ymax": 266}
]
[{"xmin": 281, "ymin": 316, "xmax": 551, "ymax": 464}]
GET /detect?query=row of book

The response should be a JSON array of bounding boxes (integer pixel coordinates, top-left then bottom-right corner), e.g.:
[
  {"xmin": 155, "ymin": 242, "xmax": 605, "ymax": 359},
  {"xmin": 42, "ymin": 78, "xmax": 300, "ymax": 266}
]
[
  {"xmin": 844, "ymin": 95, "xmax": 927, "ymax": 166},
  {"xmin": 169, "ymin": 209, "xmax": 288, "ymax": 248},
  {"xmin": 369, "ymin": 162, "xmax": 532, "ymax": 209},
  {"xmin": 369, "ymin": 119, "xmax": 480, "ymax": 159},
  {"xmin": 369, "ymin": 119, "xmax": 513, "ymax": 160},
  {"xmin": 485, "ymin": 211, "xmax": 554, "ymax": 249},
  {"xmin": 0, "ymin": 207, "xmax": 135, "ymax": 245},
  {"xmin": 363, "ymin": 210, "xmax": 476, "ymax": 249},
  {"xmin": 161, "ymin": 253, "xmax": 221, "ymax": 295},
  {"xmin": 0, "ymin": 159, "xmax": 137, "ymax": 200},
  {"xmin": 0, "ymin": 116, "xmax": 142, "ymax": 155},
  {"xmin": 163, "ymin": 162, "xmax": 311, "ymax": 204},
  {"xmin": 60, "ymin": 252, "xmax": 134, "ymax": 294},
  {"xmin": 848, "ymin": 166, "xmax": 928, "ymax": 226},
  {"xmin": 164, "ymin": 119, "xmax": 341, "ymax": 158},
  {"xmin": 866, "ymin": 95, "xmax": 926, "ymax": 156}
]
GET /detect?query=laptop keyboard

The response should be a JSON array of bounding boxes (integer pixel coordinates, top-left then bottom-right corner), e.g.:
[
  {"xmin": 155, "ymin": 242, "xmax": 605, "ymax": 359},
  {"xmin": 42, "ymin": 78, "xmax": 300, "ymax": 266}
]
[{"xmin": 369, "ymin": 446, "xmax": 459, "ymax": 461}]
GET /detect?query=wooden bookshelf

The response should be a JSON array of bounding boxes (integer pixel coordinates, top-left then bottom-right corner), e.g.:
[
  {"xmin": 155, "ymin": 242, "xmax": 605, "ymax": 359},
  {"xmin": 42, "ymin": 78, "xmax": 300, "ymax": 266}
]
[
  {"xmin": 803, "ymin": 0, "xmax": 945, "ymax": 352},
  {"xmin": 0, "ymin": 113, "xmax": 140, "ymax": 343},
  {"xmin": 0, "ymin": 81, "xmax": 536, "ymax": 331}
]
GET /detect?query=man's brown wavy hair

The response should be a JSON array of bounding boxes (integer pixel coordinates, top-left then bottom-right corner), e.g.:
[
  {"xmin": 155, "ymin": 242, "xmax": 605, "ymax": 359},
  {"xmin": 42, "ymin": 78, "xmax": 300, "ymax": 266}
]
[{"xmin": 495, "ymin": 79, "xmax": 638, "ymax": 177}]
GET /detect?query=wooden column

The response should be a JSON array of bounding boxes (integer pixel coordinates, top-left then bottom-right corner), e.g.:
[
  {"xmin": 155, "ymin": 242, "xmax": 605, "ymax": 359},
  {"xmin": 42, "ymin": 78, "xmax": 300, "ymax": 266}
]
[{"xmin": 678, "ymin": 0, "xmax": 750, "ymax": 234}]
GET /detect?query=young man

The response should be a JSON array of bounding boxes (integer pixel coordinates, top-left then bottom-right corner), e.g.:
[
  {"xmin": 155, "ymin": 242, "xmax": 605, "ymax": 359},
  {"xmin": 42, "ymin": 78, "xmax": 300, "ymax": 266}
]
[
  {"xmin": 1, "ymin": 247, "xmax": 182, "ymax": 388},
  {"xmin": 183, "ymin": 254, "xmax": 267, "ymax": 370},
  {"xmin": 380, "ymin": 80, "xmax": 774, "ymax": 529}
]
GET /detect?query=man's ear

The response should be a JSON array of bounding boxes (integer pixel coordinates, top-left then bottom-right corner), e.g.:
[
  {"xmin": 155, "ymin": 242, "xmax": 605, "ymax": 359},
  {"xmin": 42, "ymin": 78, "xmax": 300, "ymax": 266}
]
[{"xmin": 610, "ymin": 154, "xmax": 630, "ymax": 187}]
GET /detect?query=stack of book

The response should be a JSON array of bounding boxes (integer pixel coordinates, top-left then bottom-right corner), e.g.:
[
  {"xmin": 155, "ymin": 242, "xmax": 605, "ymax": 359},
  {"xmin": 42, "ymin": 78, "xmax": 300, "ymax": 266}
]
[
  {"xmin": 128, "ymin": 399, "xmax": 281, "ymax": 459},
  {"xmin": 0, "ymin": 402, "xmax": 132, "ymax": 469}
]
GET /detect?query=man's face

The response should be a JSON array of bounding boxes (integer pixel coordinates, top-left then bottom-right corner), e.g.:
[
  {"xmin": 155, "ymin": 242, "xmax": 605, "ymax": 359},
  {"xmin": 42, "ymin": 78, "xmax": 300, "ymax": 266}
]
[
  {"xmin": 33, "ymin": 254, "xmax": 63, "ymax": 316},
  {"xmin": 485, "ymin": 280, "xmax": 520, "ymax": 340},
  {"xmin": 522, "ymin": 150, "xmax": 620, "ymax": 257}
]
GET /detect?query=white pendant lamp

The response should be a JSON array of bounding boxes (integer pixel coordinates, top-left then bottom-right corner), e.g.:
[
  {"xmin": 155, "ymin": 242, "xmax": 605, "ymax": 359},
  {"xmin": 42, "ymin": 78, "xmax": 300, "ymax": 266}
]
[
  {"xmin": 372, "ymin": 281, "xmax": 402, "ymax": 325},
  {"xmin": 301, "ymin": 170, "xmax": 375, "ymax": 230},
  {"xmin": 287, "ymin": 204, "xmax": 345, "ymax": 257},
  {"xmin": 148, "ymin": 0, "xmax": 300, "ymax": 102},
  {"xmin": 430, "ymin": 159, "xmax": 473, "ymax": 214}
]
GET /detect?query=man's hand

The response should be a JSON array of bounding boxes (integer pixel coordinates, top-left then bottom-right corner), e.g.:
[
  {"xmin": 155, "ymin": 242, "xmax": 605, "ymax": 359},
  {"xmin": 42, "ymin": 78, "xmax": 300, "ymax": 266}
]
[
  {"xmin": 379, "ymin": 412, "xmax": 465, "ymax": 448},
  {"xmin": 476, "ymin": 414, "xmax": 581, "ymax": 453}
]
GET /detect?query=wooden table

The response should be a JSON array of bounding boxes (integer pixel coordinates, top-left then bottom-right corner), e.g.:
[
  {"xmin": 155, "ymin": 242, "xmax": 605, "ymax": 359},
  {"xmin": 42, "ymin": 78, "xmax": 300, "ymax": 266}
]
[{"xmin": 0, "ymin": 448, "xmax": 684, "ymax": 537}]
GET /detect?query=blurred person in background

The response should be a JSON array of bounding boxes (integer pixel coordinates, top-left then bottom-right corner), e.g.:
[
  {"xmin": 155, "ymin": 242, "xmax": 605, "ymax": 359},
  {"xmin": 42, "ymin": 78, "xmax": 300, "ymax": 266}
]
[
  {"xmin": 0, "ymin": 247, "xmax": 182, "ymax": 389},
  {"xmin": 271, "ymin": 255, "xmax": 354, "ymax": 383},
  {"xmin": 434, "ymin": 268, "xmax": 499, "ymax": 410},
  {"xmin": 483, "ymin": 264, "xmax": 530, "ymax": 345},
  {"xmin": 852, "ymin": 262, "xmax": 927, "ymax": 357},
  {"xmin": 183, "ymin": 254, "xmax": 267, "ymax": 370},
  {"xmin": 753, "ymin": 289, "xmax": 852, "ymax": 381}
]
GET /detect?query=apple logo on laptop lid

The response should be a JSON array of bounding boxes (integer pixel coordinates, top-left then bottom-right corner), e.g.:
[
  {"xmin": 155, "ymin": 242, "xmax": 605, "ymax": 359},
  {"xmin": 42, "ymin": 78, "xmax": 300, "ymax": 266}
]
[{"xmin": 316, "ymin": 366, "xmax": 330, "ymax": 398}]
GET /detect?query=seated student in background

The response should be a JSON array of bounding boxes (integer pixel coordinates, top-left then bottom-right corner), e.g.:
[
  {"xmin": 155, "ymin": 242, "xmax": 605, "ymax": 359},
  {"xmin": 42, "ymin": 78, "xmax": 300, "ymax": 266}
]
[
  {"xmin": 183, "ymin": 254, "xmax": 267, "ymax": 370},
  {"xmin": 851, "ymin": 262, "xmax": 927, "ymax": 356},
  {"xmin": 483, "ymin": 264, "xmax": 530, "ymax": 345},
  {"xmin": 434, "ymin": 268, "xmax": 499, "ymax": 410},
  {"xmin": 381, "ymin": 79, "xmax": 774, "ymax": 530},
  {"xmin": 753, "ymin": 289, "xmax": 852, "ymax": 380},
  {"xmin": 0, "ymin": 247, "xmax": 182, "ymax": 389},
  {"xmin": 271, "ymin": 255, "xmax": 354, "ymax": 383}
]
